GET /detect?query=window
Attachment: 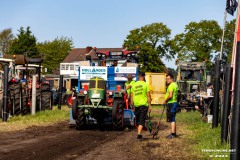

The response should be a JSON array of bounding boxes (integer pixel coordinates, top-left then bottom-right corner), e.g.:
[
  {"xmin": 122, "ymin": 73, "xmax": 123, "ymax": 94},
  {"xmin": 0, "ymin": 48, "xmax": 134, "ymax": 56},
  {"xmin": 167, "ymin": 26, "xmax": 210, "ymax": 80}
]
[
  {"xmin": 61, "ymin": 65, "xmax": 65, "ymax": 70},
  {"xmin": 70, "ymin": 64, "xmax": 74, "ymax": 70}
]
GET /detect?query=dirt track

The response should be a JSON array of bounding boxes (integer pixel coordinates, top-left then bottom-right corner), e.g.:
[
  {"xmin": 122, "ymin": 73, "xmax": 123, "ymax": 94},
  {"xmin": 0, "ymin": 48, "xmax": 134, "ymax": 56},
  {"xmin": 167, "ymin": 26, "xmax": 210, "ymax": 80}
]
[
  {"xmin": 0, "ymin": 121, "xmax": 126, "ymax": 160},
  {"xmin": 0, "ymin": 118, "xmax": 202, "ymax": 160}
]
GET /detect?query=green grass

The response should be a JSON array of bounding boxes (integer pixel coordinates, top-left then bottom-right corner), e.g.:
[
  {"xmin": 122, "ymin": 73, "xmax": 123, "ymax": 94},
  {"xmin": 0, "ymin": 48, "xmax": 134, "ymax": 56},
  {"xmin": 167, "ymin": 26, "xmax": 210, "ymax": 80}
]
[
  {"xmin": 152, "ymin": 105, "xmax": 230, "ymax": 159},
  {"xmin": 177, "ymin": 111, "xmax": 230, "ymax": 159},
  {"xmin": 0, "ymin": 105, "xmax": 70, "ymax": 132}
]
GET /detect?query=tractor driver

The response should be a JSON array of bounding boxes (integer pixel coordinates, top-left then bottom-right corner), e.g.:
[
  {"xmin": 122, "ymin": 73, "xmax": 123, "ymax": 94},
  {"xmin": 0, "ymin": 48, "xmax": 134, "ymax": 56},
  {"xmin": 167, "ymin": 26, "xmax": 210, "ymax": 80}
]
[
  {"xmin": 19, "ymin": 73, "xmax": 27, "ymax": 83},
  {"xmin": 131, "ymin": 71, "xmax": 151, "ymax": 141},
  {"xmin": 111, "ymin": 60, "xmax": 118, "ymax": 67}
]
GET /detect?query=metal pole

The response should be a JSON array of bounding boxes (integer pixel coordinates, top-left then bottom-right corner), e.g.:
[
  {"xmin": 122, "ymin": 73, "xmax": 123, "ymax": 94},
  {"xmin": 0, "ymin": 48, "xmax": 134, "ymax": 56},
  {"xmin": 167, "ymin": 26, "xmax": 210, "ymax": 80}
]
[
  {"xmin": 220, "ymin": 10, "xmax": 227, "ymax": 61},
  {"xmin": 31, "ymin": 75, "xmax": 36, "ymax": 115},
  {"xmin": 2, "ymin": 65, "xmax": 8, "ymax": 121},
  {"xmin": 221, "ymin": 65, "xmax": 232, "ymax": 142},
  {"xmin": 58, "ymin": 75, "xmax": 63, "ymax": 110},
  {"xmin": 78, "ymin": 67, "xmax": 80, "ymax": 92},
  {"xmin": 231, "ymin": 42, "xmax": 240, "ymax": 160},
  {"xmin": 212, "ymin": 60, "xmax": 221, "ymax": 128}
]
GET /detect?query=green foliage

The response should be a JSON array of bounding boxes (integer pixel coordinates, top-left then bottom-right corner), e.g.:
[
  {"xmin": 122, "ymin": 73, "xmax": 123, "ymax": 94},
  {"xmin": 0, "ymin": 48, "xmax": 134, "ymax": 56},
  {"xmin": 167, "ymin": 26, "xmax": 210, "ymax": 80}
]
[
  {"xmin": 37, "ymin": 37, "xmax": 74, "ymax": 74},
  {"xmin": 123, "ymin": 22, "xmax": 174, "ymax": 72},
  {"xmin": 0, "ymin": 28, "xmax": 14, "ymax": 56},
  {"xmin": 224, "ymin": 19, "xmax": 235, "ymax": 64},
  {"xmin": 172, "ymin": 20, "xmax": 222, "ymax": 68},
  {"xmin": 9, "ymin": 26, "xmax": 39, "ymax": 57}
]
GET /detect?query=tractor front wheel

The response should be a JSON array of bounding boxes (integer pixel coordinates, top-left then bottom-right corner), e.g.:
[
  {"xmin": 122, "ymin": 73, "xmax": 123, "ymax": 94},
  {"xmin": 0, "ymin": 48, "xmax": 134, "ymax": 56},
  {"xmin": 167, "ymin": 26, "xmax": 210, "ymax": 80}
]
[
  {"xmin": 112, "ymin": 99, "xmax": 124, "ymax": 131},
  {"xmin": 75, "ymin": 98, "xmax": 86, "ymax": 130}
]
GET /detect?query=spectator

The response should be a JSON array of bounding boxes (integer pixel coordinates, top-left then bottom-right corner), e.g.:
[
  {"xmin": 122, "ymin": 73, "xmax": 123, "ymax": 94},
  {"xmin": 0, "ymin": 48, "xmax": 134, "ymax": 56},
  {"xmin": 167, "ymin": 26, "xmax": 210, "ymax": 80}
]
[{"xmin": 125, "ymin": 74, "xmax": 135, "ymax": 98}]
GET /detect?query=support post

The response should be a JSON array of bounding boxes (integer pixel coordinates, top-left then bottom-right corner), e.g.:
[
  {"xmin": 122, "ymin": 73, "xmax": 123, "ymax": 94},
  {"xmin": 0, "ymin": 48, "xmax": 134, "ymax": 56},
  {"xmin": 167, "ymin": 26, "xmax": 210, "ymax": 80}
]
[
  {"xmin": 220, "ymin": 10, "xmax": 227, "ymax": 61},
  {"xmin": 212, "ymin": 60, "xmax": 221, "ymax": 128},
  {"xmin": 31, "ymin": 75, "xmax": 37, "ymax": 115},
  {"xmin": 58, "ymin": 75, "xmax": 63, "ymax": 110},
  {"xmin": 221, "ymin": 65, "xmax": 232, "ymax": 142},
  {"xmin": 231, "ymin": 42, "xmax": 240, "ymax": 160},
  {"xmin": 2, "ymin": 65, "xmax": 8, "ymax": 121}
]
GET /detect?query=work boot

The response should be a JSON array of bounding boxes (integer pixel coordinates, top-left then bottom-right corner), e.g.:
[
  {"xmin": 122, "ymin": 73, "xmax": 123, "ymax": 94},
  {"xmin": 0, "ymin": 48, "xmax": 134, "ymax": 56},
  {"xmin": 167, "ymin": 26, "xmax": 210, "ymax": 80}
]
[
  {"xmin": 137, "ymin": 135, "xmax": 142, "ymax": 141},
  {"xmin": 165, "ymin": 133, "xmax": 176, "ymax": 139}
]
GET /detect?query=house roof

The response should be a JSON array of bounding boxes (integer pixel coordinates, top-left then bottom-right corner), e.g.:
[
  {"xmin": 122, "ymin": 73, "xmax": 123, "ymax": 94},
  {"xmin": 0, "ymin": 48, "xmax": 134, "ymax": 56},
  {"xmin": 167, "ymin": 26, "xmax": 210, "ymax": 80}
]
[{"xmin": 63, "ymin": 47, "xmax": 124, "ymax": 63}]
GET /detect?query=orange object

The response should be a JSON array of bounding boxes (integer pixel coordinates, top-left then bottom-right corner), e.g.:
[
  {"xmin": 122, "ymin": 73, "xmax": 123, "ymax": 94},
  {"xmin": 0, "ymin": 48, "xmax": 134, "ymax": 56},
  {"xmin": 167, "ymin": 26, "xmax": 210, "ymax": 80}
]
[
  {"xmin": 116, "ymin": 85, "xmax": 121, "ymax": 91},
  {"xmin": 84, "ymin": 85, "xmax": 88, "ymax": 91}
]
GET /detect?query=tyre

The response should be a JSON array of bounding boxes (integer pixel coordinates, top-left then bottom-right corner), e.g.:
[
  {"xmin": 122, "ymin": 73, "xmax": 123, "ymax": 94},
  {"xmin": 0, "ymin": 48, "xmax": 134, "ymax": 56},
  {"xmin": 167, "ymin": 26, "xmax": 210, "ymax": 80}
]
[
  {"xmin": 9, "ymin": 83, "xmax": 22, "ymax": 116},
  {"xmin": 75, "ymin": 98, "xmax": 86, "ymax": 130},
  {"xmin": 41, "ymin": 84, "xmax": 50, "ymax": 91},
  {"xmin": 76, "ymin": 107, "xmax": 86, "ymax": 130},
  {"xmin": 21, "ymin": 94, "xmax": 30, "ymax": 115},
  {"xmin": 36, "ymin": 89, "xmax": 41, "ymax": 111},
  {"xmin": 41, "ymin": 91, "xmax": 52, "ymax": 110},
  {"xmin": 0, "ymin": 98, "xmax": 3, "ymax": 118},
  {"xmin": 112, "ymin": 99, "xmax": 124, "ymax": 131}
]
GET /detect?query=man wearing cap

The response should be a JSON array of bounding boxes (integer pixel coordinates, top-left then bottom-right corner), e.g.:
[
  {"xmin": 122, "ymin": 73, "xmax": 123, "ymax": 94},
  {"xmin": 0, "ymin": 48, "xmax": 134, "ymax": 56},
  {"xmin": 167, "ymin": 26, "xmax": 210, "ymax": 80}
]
[
  {"xmin": 125, "ymin": 74, "xmax": 135, "ymax": 98},
  {"xmin": 131, "ymin": 71, "xmax": 151, "ymax": 141}
]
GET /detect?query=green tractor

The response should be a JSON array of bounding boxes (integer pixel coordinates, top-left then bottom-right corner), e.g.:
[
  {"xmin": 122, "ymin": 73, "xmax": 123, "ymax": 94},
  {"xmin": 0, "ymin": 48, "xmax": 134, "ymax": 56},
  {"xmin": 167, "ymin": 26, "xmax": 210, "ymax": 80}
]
[
  {"xmin": 72, "ymin": 77, "xmax": 125, "ymax": 130},
  {"xmin": 176, "ymin": 61, "xmax": 207, "ymax": 110}
]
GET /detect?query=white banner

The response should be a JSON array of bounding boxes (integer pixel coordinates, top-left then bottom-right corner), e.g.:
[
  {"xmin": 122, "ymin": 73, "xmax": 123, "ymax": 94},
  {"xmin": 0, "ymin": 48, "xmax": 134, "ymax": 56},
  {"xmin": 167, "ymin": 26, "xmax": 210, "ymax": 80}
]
[
  {"xmin": 80, "ymin": 67, "xmax": 107, "ymax": 80},
  {"xmin": 114, "ymin": 67, "xmax": 137, "ymax": 81}
]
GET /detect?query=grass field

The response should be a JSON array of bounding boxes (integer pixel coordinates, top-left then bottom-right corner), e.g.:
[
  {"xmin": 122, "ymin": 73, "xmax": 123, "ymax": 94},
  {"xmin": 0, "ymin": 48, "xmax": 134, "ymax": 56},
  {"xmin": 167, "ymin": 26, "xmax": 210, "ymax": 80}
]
[
  {"xmin": 0, "ymin": 105, "xmax": 69, "ymax": 132},
  {"xmin": 151, "ymin": 105, "xmax": 230, "ymax": 159}
]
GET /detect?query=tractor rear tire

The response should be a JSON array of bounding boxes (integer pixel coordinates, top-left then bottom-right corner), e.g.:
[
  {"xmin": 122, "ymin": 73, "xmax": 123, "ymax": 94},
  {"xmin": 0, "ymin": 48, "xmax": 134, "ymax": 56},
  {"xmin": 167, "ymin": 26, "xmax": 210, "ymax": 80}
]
[
  {"xmin": 0, "ymin": 98, "xmax": 2, "ymax": 118},
  {"xmin": 41, "ymin": 91, "xmax": 52, "ymax": 110},
  {"xmin": 21, "ymin": 94, "xmax": 30, "ymax": 115},
  {"xmin": 36, "ymin": 89, "xmax": 41, "ymax": 111},
  {"xmin": 41, "ymin": 84, "xmax": 50, "ymax": 91},
  {"xmin": 9, "ymin": 83, "xmax": 22, "ymax": 116},
  {"xmin": 112, "ymin": 99, "xmax": 124, "ymax": 131}
]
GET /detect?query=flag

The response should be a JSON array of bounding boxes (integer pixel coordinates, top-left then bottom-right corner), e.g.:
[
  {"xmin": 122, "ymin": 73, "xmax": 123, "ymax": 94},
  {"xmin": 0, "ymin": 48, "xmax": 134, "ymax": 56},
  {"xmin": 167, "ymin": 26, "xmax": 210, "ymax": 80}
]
[{"xmin": 226, "ymin": 0, "xmax": 238, "ymax": 16}]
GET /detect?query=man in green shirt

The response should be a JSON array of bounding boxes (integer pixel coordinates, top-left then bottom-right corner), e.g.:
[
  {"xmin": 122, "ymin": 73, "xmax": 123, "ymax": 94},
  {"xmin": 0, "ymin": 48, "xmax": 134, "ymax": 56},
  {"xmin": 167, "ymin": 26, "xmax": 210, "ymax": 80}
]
[
  {"xmin": 131, "ymin": 72, "xmax": 152, "ymax": 141},
  {"xmin": 125, "ymin": 74, "xmax": 135, "ymax": 97},
  {"xmin": 163, "ymin": 73, "xmax": 179, "ymax": 139}
]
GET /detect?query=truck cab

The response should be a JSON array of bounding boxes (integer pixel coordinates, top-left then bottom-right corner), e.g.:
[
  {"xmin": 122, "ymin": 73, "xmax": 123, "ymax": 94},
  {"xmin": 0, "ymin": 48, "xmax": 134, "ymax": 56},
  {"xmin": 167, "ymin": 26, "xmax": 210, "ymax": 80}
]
[{"xmin": 176, "ymin": 61, "xmax": 207, "ymax": 110}]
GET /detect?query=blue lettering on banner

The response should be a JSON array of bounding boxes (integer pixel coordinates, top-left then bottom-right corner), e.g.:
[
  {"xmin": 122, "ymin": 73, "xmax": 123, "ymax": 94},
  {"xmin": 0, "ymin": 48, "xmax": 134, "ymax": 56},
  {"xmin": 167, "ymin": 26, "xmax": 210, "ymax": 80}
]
[{"xmin": 82, "ymin": 68, "xmax": 106, "ymax": 73}]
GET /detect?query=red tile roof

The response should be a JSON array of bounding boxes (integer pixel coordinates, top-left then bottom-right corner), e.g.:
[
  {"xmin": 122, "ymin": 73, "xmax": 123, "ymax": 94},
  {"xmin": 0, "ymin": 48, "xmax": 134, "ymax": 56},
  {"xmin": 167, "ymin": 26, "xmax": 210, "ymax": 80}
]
[{"xmin": 63, "ymin": 47, "xmax": 124, "ymax": 63}]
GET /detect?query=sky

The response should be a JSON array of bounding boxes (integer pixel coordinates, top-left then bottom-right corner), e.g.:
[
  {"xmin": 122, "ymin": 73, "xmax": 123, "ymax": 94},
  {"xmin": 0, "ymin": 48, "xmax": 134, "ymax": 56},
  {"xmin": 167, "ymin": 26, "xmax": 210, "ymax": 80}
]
[{"xmin": 0, "ymin": 0, "xmax": 236, "ymax": 68}]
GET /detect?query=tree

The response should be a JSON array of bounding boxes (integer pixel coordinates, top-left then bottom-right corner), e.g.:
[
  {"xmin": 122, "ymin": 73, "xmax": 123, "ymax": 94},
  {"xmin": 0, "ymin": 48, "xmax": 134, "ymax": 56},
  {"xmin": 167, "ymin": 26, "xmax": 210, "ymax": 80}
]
[
  {"xmin": 224, "ymin": 19, "xmax": 235, "ymax": 63},
  {"xmin": 9, "ymin": 26, "xmax": 39, "ymax": 57},
  {"xmin": 37, "ymin": 37, "xmax": 74, "ymax": 74},
  {"xmin": 171, "ymin": 20, "xmax": 222, "ymax": 68},
  {"xmin": 0, "ymin": 28, "xmax": 14, "ymax": 57},
  {"xmin": 123, "ymin": 22, "xmax": 173, "ymax": 72}
]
